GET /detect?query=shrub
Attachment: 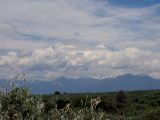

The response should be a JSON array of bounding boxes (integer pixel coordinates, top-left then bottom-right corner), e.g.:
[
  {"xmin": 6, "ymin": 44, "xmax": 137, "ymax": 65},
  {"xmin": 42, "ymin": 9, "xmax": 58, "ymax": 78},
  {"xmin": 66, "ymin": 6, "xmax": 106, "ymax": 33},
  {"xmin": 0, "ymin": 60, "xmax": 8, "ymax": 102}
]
[
  {"xmin": 97, "ymin": 100, "xmax": 117, "ymax": 113},
  {"xmin": 43, "ymin": 100, "xmax": 55, "ymax": 113},
  {"xmin": 56, "ymin": 99, "xmax": 70, "ymax": 109},
  {"xmin": 72, "ymin": 97, "xmax": 90, "ymax": 108},
  {"xmin": 0, "ymin": 87, "xmax": 43, "ymax": 119},
  {"xmin": 115, "ymin": 90, "xmax": 127, "ymax": 109},
  {"xmin": 72, "ymin": 98, "xmax": 81, "ymax": 108},
  {"xmin": 143, "ymin": 109, "xmax": 160, "ymax": 120},
  {"xmin": 54, "ymin": 91, "xmax": 61, "ymax": 95}
]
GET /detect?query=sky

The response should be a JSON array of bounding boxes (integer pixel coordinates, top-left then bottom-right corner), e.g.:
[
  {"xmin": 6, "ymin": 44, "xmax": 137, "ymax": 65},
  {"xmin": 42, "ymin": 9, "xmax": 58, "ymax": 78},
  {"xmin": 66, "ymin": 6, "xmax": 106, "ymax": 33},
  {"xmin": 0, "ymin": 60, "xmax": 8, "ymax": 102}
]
[{"xmin": 0, "ymin": 0, "xmax": 160, "ymax": 80}]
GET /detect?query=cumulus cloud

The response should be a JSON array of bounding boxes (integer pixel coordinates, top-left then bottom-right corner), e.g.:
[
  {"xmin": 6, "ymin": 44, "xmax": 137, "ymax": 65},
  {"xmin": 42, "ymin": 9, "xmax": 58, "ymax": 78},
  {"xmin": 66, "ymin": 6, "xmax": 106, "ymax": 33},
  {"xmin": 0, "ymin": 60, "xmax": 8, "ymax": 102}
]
[{"xmin": 0, "ymin": 44, "xmax": 160, "ymax": 80}]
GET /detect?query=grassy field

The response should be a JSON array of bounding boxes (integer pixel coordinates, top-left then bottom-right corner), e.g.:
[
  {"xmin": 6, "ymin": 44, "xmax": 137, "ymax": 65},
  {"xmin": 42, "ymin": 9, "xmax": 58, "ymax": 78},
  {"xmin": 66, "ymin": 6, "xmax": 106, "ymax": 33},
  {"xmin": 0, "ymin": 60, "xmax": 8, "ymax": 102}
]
[
  {"xmin": 0, "ymin": 87, "xmax": 160, "ymax": 120},
  {"xmin": 42, "ymin": 90, "xmax": 160, "ymax": 119}
]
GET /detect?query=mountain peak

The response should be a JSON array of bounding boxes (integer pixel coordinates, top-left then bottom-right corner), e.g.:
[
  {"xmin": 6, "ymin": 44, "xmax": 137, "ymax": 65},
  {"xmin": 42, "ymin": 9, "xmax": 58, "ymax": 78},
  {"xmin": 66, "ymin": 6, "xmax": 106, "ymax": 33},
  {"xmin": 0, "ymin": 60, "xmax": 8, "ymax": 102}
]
[
  {"xmin": 116, "ymin": 73, "xmax": 154, "ymax": 79},
  {"xmin": 0, "ymin": 74, "xmax": 160, "ymax": 94}
]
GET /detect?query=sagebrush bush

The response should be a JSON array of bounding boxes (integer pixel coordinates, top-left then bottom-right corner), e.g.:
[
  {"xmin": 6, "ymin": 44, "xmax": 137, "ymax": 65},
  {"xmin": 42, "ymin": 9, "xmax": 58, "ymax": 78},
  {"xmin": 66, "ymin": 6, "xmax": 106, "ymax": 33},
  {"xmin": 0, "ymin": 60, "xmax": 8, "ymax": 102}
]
[{"xmin": 0, "ymin": 87, "xmax": 43, "ymax": 120}]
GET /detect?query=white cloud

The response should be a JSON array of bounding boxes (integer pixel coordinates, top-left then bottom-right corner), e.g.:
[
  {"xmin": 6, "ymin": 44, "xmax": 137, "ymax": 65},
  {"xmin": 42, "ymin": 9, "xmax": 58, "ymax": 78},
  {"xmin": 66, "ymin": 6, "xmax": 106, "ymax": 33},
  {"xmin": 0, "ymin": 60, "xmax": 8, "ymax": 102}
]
[
  {"xmin": 0, "ymin": 44, "xmax": 160, "ymax": 79},
  {"xmin": 0, "ymin": 0, "xmax": 159, "ymax": 79}
]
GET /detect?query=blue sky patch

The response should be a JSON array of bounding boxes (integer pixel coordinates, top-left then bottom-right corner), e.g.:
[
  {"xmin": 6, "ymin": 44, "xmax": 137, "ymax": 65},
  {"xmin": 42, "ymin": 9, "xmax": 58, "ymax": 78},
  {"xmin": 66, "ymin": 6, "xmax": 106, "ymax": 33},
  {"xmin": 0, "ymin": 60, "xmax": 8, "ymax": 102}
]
[{"xmin": 107, "ymin": 0, "xmax": 160, "ymax": 8}]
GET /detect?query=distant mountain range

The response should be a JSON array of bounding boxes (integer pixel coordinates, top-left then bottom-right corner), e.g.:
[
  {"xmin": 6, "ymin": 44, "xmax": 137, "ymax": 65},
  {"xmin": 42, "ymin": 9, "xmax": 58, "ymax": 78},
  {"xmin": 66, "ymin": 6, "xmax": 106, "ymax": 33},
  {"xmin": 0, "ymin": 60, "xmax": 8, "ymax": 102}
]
[{"xmin": 0, "ymin": 74, "xmax": 160, "ymax": 94}]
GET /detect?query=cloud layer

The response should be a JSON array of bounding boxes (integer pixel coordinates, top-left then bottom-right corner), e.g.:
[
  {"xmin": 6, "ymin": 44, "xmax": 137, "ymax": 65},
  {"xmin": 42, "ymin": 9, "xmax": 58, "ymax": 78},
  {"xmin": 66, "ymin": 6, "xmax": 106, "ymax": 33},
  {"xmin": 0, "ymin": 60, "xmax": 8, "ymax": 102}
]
[
  {"xmin": 0, "ymin": 0, "xmax": 160, "ymax": 79},
  {"xmin": 0, "ymin": 43, "xmax": 160, "ymax": 80}
]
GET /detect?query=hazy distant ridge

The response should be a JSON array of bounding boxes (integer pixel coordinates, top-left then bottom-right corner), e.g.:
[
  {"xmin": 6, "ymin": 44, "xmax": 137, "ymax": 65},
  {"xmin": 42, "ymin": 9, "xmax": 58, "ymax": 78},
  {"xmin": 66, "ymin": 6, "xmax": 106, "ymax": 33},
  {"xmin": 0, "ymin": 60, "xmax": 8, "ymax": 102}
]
[{"xmin": 0, "ymin": 74, "xmax": 160, "ymax": 94}]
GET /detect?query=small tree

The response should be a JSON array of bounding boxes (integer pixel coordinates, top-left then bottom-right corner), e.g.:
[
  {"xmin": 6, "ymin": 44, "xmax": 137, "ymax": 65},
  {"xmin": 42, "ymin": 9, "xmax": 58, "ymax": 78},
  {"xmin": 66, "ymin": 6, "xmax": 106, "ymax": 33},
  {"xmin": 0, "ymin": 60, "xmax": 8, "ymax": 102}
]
[
  {"xmin": 54, "ymin": 91, "xmax": 61, "ymax": 95},
  {"xmin": 115, "ymin": 90, "xmax": 127, "ymax": 109}
]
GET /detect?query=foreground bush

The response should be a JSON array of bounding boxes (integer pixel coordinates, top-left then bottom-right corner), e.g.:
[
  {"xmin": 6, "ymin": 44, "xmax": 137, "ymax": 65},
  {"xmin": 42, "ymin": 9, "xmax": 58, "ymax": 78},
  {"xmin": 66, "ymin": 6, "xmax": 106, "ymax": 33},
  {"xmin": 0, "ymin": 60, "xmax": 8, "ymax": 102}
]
[
  {"xmin": 0, "ymin": 89, "xmax": 110, "ymax": 120},
  {"xmin": 0, "ymin": 87, "xmax": 43, "ymax": 120}
]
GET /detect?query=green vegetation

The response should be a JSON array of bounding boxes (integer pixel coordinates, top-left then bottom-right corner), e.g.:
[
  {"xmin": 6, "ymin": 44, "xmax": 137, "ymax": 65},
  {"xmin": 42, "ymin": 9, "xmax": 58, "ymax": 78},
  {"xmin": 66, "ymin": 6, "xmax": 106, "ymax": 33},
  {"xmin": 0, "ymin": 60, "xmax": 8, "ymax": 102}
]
[
  {"xmin": 42, "ymin": 90, "xmax": 160, "ymax": 120},
  {"xmin": 0, "ymin": 86, "xmax": 160, "ymax": 119}
]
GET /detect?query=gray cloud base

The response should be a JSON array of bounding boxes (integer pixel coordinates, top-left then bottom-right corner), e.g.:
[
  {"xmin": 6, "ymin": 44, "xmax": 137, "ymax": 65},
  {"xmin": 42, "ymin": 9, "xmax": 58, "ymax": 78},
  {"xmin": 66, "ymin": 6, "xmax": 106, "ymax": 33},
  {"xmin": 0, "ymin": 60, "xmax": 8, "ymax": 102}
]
[{"xmin": 0, "ymin": 44, "xmax": 160, "ymax": 80}]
